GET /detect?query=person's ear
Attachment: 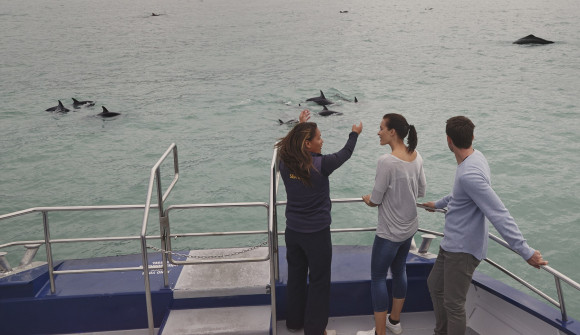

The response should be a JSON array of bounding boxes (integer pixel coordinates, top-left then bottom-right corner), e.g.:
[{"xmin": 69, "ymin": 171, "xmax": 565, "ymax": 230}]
[{"xmin": 446, "ymin": 135, "xmax": 454, "ymax": 147}]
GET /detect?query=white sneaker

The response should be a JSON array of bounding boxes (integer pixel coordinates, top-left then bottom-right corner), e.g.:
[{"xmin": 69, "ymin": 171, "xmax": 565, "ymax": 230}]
[
  {"xmin": 356, "ymin": 328, "xmax": 376, "ymax": 335},
  {"xmin": 386, "ymin": 315, "xmax": 402, "ymax": 334},
  {"xmin": 325, "ymin": 330, "xmax": 336, "ymax": 335}
]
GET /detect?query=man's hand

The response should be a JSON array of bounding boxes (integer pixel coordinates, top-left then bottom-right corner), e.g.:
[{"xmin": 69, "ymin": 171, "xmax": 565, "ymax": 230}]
[
  {"xmin": 420, "ymin": 201, "xmax": 437, "ymax": 212},
  {"xmin": 527, "ymin": 250, "xmax": 548, "ymax": 269}
]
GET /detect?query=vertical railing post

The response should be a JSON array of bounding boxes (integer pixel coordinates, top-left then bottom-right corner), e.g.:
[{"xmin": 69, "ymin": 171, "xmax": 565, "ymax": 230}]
[
  {"xmin": 42, "ymin": 211, "xmax": 56, "ymax": 294},
  {"xmin": 155, "ymin": 168, "xmax": 170, "ymax": 288},
  {"xmin": 160, "ymin": 214, "xmax": 170, "ymax": 287},
  {"xmin": 140, "ymin": 235, "xmax": 155, "ymax": 335},
  {"xmin": 269, "ymin": 148, "xmax": 280, "ymax": 335},
  {"xmin": 554, "ymin": 276, "xmax": 568, "ymax": 321}
]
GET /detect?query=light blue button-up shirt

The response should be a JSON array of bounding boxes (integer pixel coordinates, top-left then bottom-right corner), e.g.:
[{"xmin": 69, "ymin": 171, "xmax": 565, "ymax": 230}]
[{"xmin": 435, "ymin": 150, "xmax": 534, "ymax": 261}]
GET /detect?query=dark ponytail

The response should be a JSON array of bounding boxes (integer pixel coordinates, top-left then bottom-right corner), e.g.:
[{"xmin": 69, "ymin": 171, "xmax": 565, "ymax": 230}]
[
  {"xmin": 383, "ymin": 113, "xmax": 418, "ymax": 153},
  {"xmin": 407, "ymin": 124, "xmax": 417, "ymax": 153}
]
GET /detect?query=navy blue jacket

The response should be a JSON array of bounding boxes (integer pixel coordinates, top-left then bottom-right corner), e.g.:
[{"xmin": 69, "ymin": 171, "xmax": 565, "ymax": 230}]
[{"xmin": 280, "ymin": 132, "xmax": 359, "ymax": 233}]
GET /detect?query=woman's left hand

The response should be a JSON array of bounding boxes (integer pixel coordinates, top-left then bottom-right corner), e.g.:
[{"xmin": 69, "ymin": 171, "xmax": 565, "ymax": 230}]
[
  {"xmin": 299, "ymin": 109, "xmax": 311, "ymax": 123},
  {"xmin": 362, "ymin": 194, "xmax": 376, "ymax": 207}
]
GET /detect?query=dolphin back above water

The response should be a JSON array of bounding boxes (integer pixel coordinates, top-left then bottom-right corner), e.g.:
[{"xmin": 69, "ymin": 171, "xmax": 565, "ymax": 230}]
[
  {"xmin": 319, "ymin": 105, "xmax": 343, "ymax": 116},
  {"xmin": 72, "ymin": 98, "xmax": 95, "ymax": 108},
  {"xmin": 98, "ymin": 106, "xmax": 121, "ymax": 118},
  {"xmin": 45, "ymin": 100, "xmax": 70, "ymax": 113},
  {"xmin": 513, "ymin": 34, "xmax": 554, "ymax": 45},
  {"xmin": 306, "ymin": 90, "xmax": 333, "ymax": 106}
]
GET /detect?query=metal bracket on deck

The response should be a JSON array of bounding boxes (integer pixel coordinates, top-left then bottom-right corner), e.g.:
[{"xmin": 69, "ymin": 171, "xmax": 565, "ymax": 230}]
[
  {"xmin": 19, "ymin": 244, "xmax": 41, "ymax": 266},
  {"xmin": 0, "ymin": 252, "xmax": 12, "ymax": 272}
]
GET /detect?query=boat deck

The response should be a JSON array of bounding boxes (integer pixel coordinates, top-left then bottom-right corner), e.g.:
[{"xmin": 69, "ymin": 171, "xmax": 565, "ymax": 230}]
[
  {"xmin": 2, "ymin": 245, "xmax": 576, "ymax": 335},
  {"xmin": 277, "ymin": 311, "xmax": 437, "ymax": 335}
]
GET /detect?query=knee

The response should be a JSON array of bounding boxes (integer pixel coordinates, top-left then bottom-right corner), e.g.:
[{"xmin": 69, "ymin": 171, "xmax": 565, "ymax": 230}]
[
  {"xmin": 443, "ymin": 299, "xmax": 465, "ymax": 315},
  {"xmin": 427, "ymin": 275, "xmax": 442, "ymax": 295}
]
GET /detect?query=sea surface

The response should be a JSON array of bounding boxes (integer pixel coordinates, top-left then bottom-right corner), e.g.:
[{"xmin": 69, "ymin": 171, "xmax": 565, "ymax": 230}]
[{"xmin": 1, "ymin": 0, "xmax": 579, "ymax": 320}]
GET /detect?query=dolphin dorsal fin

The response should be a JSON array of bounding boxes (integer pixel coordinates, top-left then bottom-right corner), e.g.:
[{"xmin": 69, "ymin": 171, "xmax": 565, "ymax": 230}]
[
  {"xmin": 72, "ymin": 98, "xmax": 79, "ymax": 103},
  {"xmin": 102, "ymin": 106, "xmax": 109, "ymax": 112},
  {"xmin": 354, "ymin": 97, "xmax": 358, "ymax": 103},
  {"xmin": 320, "ymin": 90, "xmax": 325, "ymax": 98},
  {"xmin": 323, "ymin": 105, "xmax": 328, "ymax": 110},
  {"xmin": 58, "ymin": 100, "xmax": 64, "ymax": 107}
]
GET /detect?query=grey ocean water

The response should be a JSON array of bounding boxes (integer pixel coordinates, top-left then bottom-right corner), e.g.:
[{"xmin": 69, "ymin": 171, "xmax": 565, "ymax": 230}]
[{"xmin": 1, "ymin": 0, "xmax": 579, "ymax": 319}]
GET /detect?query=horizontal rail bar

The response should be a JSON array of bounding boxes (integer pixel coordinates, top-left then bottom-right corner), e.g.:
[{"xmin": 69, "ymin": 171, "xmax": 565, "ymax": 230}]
[
  {"xmin": 484, "ymin": 258, "xmax": 560, "ymax": 307},
  {"xmin": 171, "ymin": 255, "xmax": 270, "ymax": 265},
  {"xmin": 0, "ymin": 204, "xmax": 159, "ymax": 221},
  {"xmin": 1, "ymin": 235, "xmax": 161, "ymax": 250},
  {"xmin": 169, "ymin": 230, "xmax": 268, "ymax": 238},
  {"xmin": 54, "ymin": 265, "xmax": 164, "ymax": 275},
  {"xmin": 488, "ymin": 232, "xmax": 580, "ymax": 291},
  {"xmin": 166, "ymin": 202, "xmax": 269, "ymax": 212},
  {"xmin": 417, "ymin": 227, "xmax": 445, "ymax": 237}
]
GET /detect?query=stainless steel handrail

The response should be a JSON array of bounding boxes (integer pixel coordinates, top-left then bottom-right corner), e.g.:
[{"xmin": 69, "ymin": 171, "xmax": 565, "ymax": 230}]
[
  {"xmin": 140, "ymin": 143, "xmax": 179, "ymax": 335},
  {"xmin": 163, "ymin": 202, "xmax": 270, "ymax": 265},
  {"xmin": 0, "ymin": 204, "xmax": 161, "ymax": 294},
  {"xmin": 269, "ymin": 147, "xmax": 280, "ymax": 335}
]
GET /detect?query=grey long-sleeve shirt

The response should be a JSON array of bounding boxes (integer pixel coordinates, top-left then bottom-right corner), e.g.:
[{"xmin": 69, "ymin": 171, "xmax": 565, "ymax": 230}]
[
  {"xmin": 370, "ymin": 152, "xmax": 426, "ymax": 242},
  {"xmin": 435, "ymin": 150, "xmax": 534, "ymax": 261}
]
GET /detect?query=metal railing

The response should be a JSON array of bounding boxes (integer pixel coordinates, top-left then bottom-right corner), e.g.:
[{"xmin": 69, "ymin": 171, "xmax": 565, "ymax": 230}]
[
  {"xmin": 0, "ymin": 204, "xmax": 161, "ymax": 293},
  {"xmin": 1, "ymin": 144, "xmax": 579, "ymax": 335},
  {"xmin": 140, "ymin": 143, "xmax": 180, "ymax": 334}
]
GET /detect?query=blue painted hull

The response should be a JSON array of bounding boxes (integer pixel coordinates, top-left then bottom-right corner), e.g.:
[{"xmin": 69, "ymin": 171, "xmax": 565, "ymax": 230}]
[{"xmin": 1, "ymin": 246, "xmax": 578, "ymax": 334}]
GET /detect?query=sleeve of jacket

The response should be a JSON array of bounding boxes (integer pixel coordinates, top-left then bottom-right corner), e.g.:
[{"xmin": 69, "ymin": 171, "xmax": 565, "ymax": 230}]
[{"xmin": 321, "ymin": 132, "xmax": 359, "ymax": 176}]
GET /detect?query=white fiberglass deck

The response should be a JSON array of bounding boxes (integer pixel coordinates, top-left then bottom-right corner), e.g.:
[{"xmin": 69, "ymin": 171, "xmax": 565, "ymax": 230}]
[{"xmin": 277, "ymin": 312, "xmax": 437, "ymax": 335}]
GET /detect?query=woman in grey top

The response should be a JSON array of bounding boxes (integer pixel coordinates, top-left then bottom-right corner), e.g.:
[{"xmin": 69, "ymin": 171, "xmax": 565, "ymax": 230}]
[{"xmin": 358, "ymin": 113, "xmax": 426, "ymax": 335}]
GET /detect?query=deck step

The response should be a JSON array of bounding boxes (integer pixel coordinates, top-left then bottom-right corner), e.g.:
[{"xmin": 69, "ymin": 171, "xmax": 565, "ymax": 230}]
[
  {"xmin": 173, "ymin": 247, "xmax": 270, "ymax": 299},
  {"xmin": 160, "ymin": 305, "xmax": 271, "ymax": 334}
]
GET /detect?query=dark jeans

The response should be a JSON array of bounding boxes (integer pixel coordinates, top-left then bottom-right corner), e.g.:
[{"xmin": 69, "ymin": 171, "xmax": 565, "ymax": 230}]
[
  {"xmin": 285, "ymin": 226, "xmax": 332, "ymax": 335},
  {"xmin": 370, "ymin": 235, "xmax": 413, "ymax": 312},
  {"xmin": 427, "ymin": 247, "xmax": 481, "ymax": 335}
]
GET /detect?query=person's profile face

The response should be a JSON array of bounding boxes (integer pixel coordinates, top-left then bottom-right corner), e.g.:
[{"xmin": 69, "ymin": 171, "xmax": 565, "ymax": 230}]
[
  {"xmin": 378, "ymin": 119, "xmax": 394, "ymax": 146},
  {"xmin": 305, "ymin": 127, "xmax": 323, "ymax": 154}
]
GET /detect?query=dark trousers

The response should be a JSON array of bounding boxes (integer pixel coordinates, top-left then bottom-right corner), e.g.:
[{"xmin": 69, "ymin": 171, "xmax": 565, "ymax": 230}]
[
  {"xmin": 427, "ymin": 247, "xmax": 481, "ymax": 335},
  {"xmin": 285, "ymin": 227, "xmax": 332, "ymax": 335}
]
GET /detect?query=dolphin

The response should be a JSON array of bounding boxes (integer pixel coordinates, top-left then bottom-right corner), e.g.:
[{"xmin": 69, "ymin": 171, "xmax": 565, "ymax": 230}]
[
  {"xmin": 513, "ymin": 34, "xmax": 554, "ymax": 45},
  {"xmin": 306, "ymin": 90, "xmax": 333, "ymax": 106},
  {"xmin": 45, "ymin": 100, "xmax": 70, "ymax": 113},
  {"xmin": 98, "ymin": 106, "xmax": 121, "ymax": 118},
  {"xmin": 319, "ymin": 105, "xmax": 343, "ymax": 116},
  {"xmin": 72, "ymin": 98, "xmax": 95, "ymax": 108}
]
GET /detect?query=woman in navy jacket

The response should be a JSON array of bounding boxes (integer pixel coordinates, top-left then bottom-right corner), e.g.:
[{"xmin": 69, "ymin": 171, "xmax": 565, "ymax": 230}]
[{"xmin": 275, "ymin": 110, "xmax": 363, "ymax": 335}]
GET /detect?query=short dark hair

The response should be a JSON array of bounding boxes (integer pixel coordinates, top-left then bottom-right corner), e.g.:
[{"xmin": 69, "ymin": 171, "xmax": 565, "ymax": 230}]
[{"xmin": 446, "ymin": 116, "xmax": 475, "ymax": 149}]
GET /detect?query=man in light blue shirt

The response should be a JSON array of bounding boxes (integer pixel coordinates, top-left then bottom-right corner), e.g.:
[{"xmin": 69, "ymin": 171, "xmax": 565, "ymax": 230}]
[{"xmin": 422, "ymin": 116, "xmax": 547, "ymax": 335}]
